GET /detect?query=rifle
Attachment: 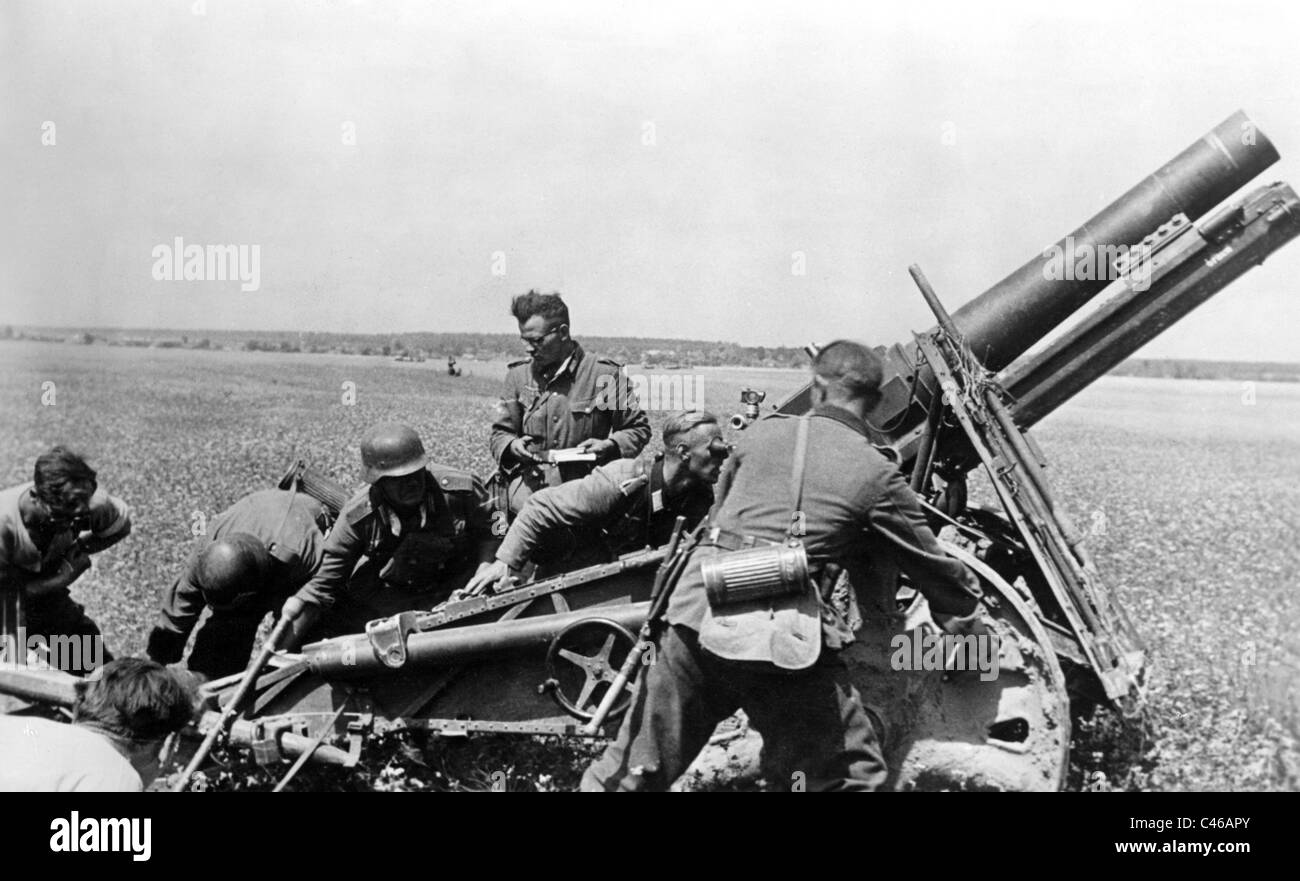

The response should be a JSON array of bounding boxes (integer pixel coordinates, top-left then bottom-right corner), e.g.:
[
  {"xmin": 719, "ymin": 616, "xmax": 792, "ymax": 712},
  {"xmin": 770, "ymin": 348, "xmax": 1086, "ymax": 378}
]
[{"xmin": 579, "ymin": 516, "xmax": 693, "ymax": 735}]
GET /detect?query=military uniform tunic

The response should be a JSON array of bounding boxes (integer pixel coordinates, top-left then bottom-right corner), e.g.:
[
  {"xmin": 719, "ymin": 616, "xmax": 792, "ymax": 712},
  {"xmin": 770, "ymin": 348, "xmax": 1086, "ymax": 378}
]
[
  {"xmin": 584, "ymin": 404, "xmax": 980, "ymax": 792},
  {"xmin": 295, "ymin": 464, "xmax": 498, "ymax": 634},
  {"xmin": 489, "ymin": 343, "xmax": 652, "ymax": 514},
  {"xmin": 146, "ymin": 489, "xmax": 329, "ymax": 679},
  {"xmin": 495, "ymin": 456, "xmax": 714, "ymax": 575},
  {"xmin": 667, "ymin": 405, "xmax": 980, "ymax": 634},
  {"xmin": 0, "ymin": 482, "xmax": 130, "ymax": 674}
]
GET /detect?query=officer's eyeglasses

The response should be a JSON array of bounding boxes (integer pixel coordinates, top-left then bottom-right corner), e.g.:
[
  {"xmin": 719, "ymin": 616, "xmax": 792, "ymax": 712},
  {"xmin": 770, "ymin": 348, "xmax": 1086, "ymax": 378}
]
[{"xmin": 520, "ymin": 326, "xmax": 562, "ymax": 347}]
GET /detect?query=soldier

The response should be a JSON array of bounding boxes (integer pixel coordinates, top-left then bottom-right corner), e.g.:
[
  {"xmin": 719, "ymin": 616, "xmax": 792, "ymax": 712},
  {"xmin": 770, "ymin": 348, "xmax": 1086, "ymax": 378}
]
[
  {"xmin": 287, "ymin": 423, "xmax": 499, "ymax": 636},
  {"xmin": 464, "ymin": 410, "xmax": 729, "ymax": 594},
  {"xmin": 0, "ymin": 446, "xmax": 130, "ymax": 675},
  {"xmin": 145, "ymin": 488, "xmax": 331, "ymax": 680},
  {"xmin": 0, "ymin": 657, "xmax": 196, "ymax": 792},
  {"xmin": 489, "ymin": 291, "xmax": 651, "ymax": 517},
  {"xmin": 582, "ymin": 341, "xmax": 984, "ymax": 792}
]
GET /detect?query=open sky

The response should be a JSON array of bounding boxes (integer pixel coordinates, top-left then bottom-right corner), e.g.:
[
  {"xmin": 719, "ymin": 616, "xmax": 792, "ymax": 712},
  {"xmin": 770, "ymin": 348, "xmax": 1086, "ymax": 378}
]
[{"xmin": 3, "ymin": 0, "xmax": 1299, "ymax": 360}]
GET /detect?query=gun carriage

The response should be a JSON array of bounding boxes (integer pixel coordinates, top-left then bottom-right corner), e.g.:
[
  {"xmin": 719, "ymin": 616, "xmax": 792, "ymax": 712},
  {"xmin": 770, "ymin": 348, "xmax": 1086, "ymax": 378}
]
[{"xmin": 4, "ymin": 111, "xmax": 1296, "ymax": 791}]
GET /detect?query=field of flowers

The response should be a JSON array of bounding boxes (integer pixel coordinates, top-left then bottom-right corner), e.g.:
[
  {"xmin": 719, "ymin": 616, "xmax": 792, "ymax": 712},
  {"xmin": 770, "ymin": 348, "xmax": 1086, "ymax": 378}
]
[{"xmin": 1, "ymin": 340, "xmax": 1295, "ymax": 791}]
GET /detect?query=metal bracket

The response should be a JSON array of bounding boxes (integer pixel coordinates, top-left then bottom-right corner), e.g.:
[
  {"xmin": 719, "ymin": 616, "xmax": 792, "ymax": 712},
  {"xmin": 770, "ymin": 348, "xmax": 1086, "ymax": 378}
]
[
  {"xmin": 250, "ymin": 718, "xmax": 297, "ymax": 765},
  {"xmin": 366, "ymin": 611, "xmax": 421, "ymax": 669}
]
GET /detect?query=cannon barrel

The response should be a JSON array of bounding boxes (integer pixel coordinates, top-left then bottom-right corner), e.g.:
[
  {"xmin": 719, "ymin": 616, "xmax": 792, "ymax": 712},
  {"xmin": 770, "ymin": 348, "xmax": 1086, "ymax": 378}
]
[
  {"xmin": 303, "ymin": 602, "xmax": 650, "ymax": 678},
  {"xmin": 776, "ymin": 110, "xmax": 1282, "ymax": 447},
  {"xmin": 0, "ymin": 664, "xmax": 79, "ymax": 707},
  {"xmin": 953, "ymin": 109, "xmax": 1276, "ymax": 371},
  {"xmin": 1003, "ymin": 181, "xmax": 1300, "ymax": 427}
]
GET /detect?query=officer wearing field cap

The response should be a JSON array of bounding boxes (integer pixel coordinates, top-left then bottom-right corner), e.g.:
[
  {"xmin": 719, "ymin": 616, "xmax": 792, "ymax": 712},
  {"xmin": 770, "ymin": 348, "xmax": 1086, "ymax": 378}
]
[
  {"xmin": 489, "ymin": 291, "xmax": 652, "ymax": 517},
  {"xmin": 146, "ymin": 488, "xmax": 331, "ymax": 679},
  {"xmin": 286, "ymin": 423, "xmax": 499, "ymax": 636},
  {"xmin": 464, "ymin": 410, "xmax": 728, "ymax": 594},
  {"xmin": 583, "ymin": 340, "xmax": 983, "ymax": 792}
]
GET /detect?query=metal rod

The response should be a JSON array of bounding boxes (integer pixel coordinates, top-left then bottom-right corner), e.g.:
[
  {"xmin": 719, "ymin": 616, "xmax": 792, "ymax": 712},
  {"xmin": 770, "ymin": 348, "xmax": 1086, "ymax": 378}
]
[
  {"xmin": 271, "ymin": 695, "xmax": 353, "ymax": 792},
  {"xmin": 580, "ymin": 518, "xmax": 688, "ymax": 736},
  {"xmin": 909, "ymin": 264, "xmax": 963, "ymax": 341},
  {"xmin": 172, "ymin": 613, "xmax": 295, "ymax": 792}
]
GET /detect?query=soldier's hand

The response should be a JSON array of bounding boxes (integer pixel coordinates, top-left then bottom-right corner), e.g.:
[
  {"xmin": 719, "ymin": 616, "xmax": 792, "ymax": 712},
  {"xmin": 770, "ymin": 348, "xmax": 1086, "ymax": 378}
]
[
  {"xmin": 281, "ymin": 596, "xmax": 308, "ymax": 621},
  {"xmin": 20, "ymin": 553, "xmax": 91, "ymax": 599},
  {"xmin": 577, "ymin": 438, "xmax": 617, "ymax": 461},
  {"xmin": 66, "ymin": 550, "xmax": 92, "ymax": 576},
  {"xmin": 277, "ymin": 596, "xmax": 322, "ymax": 652},
  {"xmin": 146, "ymin": 626, "xmax": 187, "ymax": 666},
  {"xmin": 463, "ymin": 560, "xmax": 517, "ymax": 597},
  {"xmin": 932, "ymin": 607, "xmax": 987, "ymax": 638},
  {"xmin": 508, "ymin": 436, "xmax": 539, "ymax": 465}
]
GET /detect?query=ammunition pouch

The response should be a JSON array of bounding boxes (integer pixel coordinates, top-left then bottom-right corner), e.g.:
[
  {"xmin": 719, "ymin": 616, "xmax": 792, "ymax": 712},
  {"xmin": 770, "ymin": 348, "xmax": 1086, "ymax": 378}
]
[{"xmin": 378, "ymin": 531, "xmax": 459, "ymax": 589}]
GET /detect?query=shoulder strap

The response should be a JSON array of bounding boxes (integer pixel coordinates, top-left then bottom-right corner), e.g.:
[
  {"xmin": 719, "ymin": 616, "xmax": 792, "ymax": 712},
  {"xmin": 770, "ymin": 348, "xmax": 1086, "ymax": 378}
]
[
  {"xmin": 267, "ymin": 483, "xmax": 300, "ymax": 557},
  {"xmin": 788, "ymin": 415, "xmax": 810, "ymax": 541}
]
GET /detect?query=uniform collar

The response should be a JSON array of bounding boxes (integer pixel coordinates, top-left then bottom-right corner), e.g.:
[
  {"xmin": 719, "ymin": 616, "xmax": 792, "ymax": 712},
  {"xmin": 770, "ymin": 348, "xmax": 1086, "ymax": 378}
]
[
  {"xmin": 371, "ymin": 477, "xmax": 440, "ymax": 538},
  {"xmin": 534, "ymin": 341, "xmax": 583, "ymax": 387},
  {"xmin": 811, "ymin": 403, "xmax": 872, "ymax": 440},
  {"xmin": 649, "ymin": 456, "xmax": 666, "ymax": 513}
]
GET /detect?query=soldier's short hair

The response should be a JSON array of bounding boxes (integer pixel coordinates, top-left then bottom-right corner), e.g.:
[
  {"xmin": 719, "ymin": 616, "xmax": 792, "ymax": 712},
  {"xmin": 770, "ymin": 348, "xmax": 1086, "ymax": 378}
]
[
  {"xmin": 74, "ymin": 658, "xmax": 196, "ymax": 744},
  {"xmin": 813, "ymin": 340, "xmax": 884, "ymax": 403},
  {"xmin": 510, "ymin": 290, "xmax": 570, "ymax": 329},
  {"xmin": 662, "ymin": 410, "xmax": 720, "ymax": 447},
  {"xmin": 33, "ymin": 445, "xmax": 98, "ymax": 511}
]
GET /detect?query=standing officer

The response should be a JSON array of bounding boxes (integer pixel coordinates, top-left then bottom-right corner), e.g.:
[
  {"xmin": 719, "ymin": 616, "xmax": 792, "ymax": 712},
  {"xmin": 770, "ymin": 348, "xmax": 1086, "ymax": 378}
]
[
  {"xmin": 465, "ymin": 411, "xmax": 728, "ymax": 593},
  {"xmin": 288, "ymin": 423, "xmax": 499, "ymax": 636},
  {"xmin": 0, "ymin": 446, "xmax": 131, "ymax": 675},
  {"xmin": 489, "ymin": 291, "xmax": 651, "ymax": 517},
  {"xmin": 582, "ymin": 341, "xmax": 984, "ymax": 792},
  {"xmin": 145, "ymin": 488, "xmax": 331, "ymax": 680}
]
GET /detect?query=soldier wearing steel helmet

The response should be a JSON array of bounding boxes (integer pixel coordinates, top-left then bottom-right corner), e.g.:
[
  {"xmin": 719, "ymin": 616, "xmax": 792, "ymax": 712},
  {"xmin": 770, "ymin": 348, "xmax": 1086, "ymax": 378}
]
[
  {"xmin": 285, "ymin": 423, "xmax": 499, "ymax": 637},
  {"xmin": 145, "ymin": 488, "xmax": 331, "ymax": 679}
]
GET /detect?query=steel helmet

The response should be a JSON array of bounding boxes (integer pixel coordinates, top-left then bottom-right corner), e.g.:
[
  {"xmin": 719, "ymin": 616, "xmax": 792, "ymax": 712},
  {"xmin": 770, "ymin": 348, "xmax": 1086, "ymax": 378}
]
[
  {"xmin": 196, "ymin": 533, "xmax": 271, "ymax": 605},
  {"xmin": 360, "ymin": 423, "xmax": 429, "ymax": 484}
]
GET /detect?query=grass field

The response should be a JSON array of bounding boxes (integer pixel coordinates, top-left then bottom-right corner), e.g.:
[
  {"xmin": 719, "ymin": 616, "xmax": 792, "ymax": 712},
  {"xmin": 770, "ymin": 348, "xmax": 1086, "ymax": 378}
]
[{"xmin": 1, "ymin": 339, "xmax": 1296, "ymax": 791}]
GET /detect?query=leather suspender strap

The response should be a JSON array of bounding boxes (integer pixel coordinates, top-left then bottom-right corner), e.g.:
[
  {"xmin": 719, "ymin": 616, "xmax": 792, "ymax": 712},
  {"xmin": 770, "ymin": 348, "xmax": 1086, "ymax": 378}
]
[
  {"xmin": 787, "ymin": 415, "xmax": 810, "ymax": 542},
  {"xmin": 268, "ymin": 482, "xmax": 300, "ymax": 559}
]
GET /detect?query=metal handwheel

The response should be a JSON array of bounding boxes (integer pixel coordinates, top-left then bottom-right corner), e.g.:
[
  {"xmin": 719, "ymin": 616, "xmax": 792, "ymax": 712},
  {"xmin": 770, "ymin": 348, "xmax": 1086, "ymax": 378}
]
[{"xmin": 544, "ymin": 618, "xmax": 637, "ymax": 722}]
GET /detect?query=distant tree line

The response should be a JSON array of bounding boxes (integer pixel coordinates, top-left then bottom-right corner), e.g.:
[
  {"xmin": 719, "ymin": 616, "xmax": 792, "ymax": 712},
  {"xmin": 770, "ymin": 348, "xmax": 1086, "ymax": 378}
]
[
  {"xmin": 1, "ymin": 326, "xmax": 812, "ymax": 368},
  {"xmin": 1109, "ymin": 358, "xmax": 1300, "ymax": 384},
  {"xmin": 2, "ymin": 325, "xmax": 1296, "ymax": 379}
]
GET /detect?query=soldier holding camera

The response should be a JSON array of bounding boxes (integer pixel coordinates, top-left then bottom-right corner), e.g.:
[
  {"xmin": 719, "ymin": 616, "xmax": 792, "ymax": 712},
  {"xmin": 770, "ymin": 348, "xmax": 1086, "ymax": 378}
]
[
  {"xmin": 0, "ymin": 446, "xmax": 130, "ymax": 675},
  {"xmin": 582, "ymin": 341, "xmax": 983, "ymax": 792},
  {"xmin": 490, "ymin": 291, "xmax": 651, "ymax": 517}
]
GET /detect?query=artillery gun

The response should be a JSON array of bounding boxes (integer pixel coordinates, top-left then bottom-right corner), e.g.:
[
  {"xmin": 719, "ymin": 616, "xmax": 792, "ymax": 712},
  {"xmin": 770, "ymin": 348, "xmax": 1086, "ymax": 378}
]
[{"xmin": 4, "ymin": 111, "xmax": 1297, "ymax": 791}]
